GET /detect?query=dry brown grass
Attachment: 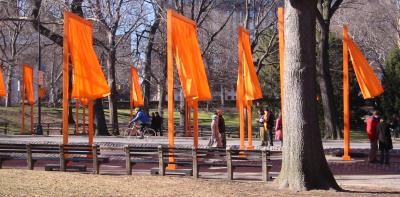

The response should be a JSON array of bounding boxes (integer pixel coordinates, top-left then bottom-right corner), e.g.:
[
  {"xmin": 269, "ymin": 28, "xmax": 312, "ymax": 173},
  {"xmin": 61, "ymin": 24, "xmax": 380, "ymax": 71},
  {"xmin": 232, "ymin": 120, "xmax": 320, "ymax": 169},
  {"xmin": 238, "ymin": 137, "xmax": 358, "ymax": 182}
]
[{"xmin": 0, "ymin": 169, "xmax": 398, "ymax": 197}]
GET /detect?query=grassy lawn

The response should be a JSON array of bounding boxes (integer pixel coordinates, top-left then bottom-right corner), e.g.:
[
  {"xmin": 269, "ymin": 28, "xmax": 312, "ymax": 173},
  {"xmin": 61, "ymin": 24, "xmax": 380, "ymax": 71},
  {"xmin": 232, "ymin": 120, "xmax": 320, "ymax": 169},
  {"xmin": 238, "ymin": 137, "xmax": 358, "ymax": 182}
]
[{"xmin": 0, "ymin": 106, "xmax": 369, "ymax": 140}]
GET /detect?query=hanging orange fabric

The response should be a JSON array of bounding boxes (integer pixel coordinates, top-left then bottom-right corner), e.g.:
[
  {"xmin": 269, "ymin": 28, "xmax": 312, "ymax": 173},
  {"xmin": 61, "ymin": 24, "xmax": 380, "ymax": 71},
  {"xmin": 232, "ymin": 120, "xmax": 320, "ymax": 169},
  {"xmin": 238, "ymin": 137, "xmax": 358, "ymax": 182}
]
[
  {"xmin": 169, "ymin": 10, "xmax": 212, "ymax": 101},
  {"xmin": 236, "ymin": 27, "xmax": 263, "ymax": 150},
  {"xmin": 23, "ymin": 65, "xmax": 34, "ymax": 105},
  {"xmin": 130, "ymin": 67, "xmax": 144, "ymax": 107},
  {"xmin": 0, "ymin": 66, "xmax": 6, "ymax": 97},
  {"xmin": 236, "ymin": 27, "xmax": 262, "ymax": 104},
  {"xmin": 344, "ymin": 31, "xmax": 384, "ymax": 99},
  {"xmin": 64, "ymin": 12, "xmax": 110, "ymax": 100}
]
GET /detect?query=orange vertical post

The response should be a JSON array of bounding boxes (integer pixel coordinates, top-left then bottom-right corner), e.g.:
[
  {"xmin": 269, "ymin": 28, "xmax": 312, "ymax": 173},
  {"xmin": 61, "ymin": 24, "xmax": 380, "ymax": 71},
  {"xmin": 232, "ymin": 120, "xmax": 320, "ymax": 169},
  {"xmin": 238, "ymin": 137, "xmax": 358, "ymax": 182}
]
[
  {"xmin": 167, "ymin": 10, "xmax": 176, "ymax": 169},
  {"xmin": 88, "ymin": 100, "xmax": 94, "ymax": 145},
  {"xmin": 342, "ymin": 25, "xmax": 351, "ymax": 160},
  {"xmin": 30, "ymin": 104, "xmax": 33, "ymax": 134},
  {"xmin": 278, "ymin": 7, "xmax": 285, "ymax": 135},
  {"xmin": 193, "ymin": 99, "xmax": 199, "ymax": 148},
  {"xmin": 239, "ymin": 104, "xmax": 245, "ymax": 150},
  {"xmin": 247, "ymin": 101, "xmax": 253, "ymax": 150},
  {"xmin": 62, "ymin": 14, "xmax": 70, "ymax": 145},
  {"xmin": 75, "ymin": 100, "xmax": 79, "ymax": 134}
]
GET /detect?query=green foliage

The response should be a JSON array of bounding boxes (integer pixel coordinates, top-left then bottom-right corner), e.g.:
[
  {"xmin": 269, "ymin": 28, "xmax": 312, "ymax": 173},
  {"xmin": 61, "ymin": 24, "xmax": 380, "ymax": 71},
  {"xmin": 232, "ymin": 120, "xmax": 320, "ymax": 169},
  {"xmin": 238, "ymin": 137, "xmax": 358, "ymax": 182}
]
[{"xmin": 380, "ymin": 48, "xmax": 400, "ymax": 119}]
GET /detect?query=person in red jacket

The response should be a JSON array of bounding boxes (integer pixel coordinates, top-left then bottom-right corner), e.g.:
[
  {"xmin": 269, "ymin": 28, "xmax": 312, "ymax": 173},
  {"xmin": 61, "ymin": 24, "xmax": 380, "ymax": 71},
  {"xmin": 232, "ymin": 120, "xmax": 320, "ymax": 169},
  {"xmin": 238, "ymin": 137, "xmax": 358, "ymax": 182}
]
[{"xmin": 366, "ymin": 110, "xmax": 380, "ymax": 163}]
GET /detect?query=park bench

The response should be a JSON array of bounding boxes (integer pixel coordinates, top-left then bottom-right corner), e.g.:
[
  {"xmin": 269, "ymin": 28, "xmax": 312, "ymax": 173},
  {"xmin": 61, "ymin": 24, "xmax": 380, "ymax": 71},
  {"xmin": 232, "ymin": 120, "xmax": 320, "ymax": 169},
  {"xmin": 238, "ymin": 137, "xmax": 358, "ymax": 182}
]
[
  {"xmin": 0, "ymin": 122, "xmax": 9, "ymax": 134},
  {"xmin": 0, "ymin": 143, "xmax": 26, "ymax": 169},
  {"xmin": 45, "ymin": 144, "xmax": 109, "ymax": 174},
  {"xmin": 27, "ymin": 143, "xmax": 60, "ymax": 170},
  {"xmin": 124, "ymin": 145, "xmax": 159, "ymax": 175},
  {"xmin": 155, "ymin": 146, "xmax": 193, "ymax": 176},
  {"xmin": 226, "ymin": 147, "xmax": 271, "ymax": 181},
  {"xmin": 192, "ymin": 148, "xmax": 227, "ymax": 178}
]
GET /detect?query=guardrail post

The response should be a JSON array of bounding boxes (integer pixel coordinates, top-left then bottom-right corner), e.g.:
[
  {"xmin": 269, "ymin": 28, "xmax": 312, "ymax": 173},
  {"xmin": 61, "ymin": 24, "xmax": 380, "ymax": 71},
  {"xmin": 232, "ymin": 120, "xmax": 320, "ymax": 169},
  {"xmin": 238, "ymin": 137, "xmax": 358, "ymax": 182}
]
[
  {"xmin": 124, "ymin": 145, "xmax": 131, "ymax": 175},
  {"xmin": 192, "ymin": 146, "xmax": 198, "ymax": 179},
  {"xmin": 158, "ymin": 145, "xmax": 165, "ymax": 176},
  {"xmin": 92, "ymin": 144, "xmax": 99, "ymax": 174},
  {"xmin": 60, "ymin": 144, "xmax": 65, "ymax": 171},
  {"xmin": 261, "ymin": 147, "xmax": 269, "ymax": 181},
  {"xmin": 27, "ymin": 144, "xmax": 33, "ymax": 170},
  {"xmin": 226, "ymin": 146, "xmax": 233, "ymax": 180}
]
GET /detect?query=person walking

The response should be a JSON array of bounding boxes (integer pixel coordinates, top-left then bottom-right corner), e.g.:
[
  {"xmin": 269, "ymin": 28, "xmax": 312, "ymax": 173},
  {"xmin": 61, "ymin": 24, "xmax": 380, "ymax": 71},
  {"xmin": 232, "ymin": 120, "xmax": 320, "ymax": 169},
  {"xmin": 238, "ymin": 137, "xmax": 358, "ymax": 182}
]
[
  {"xmin": 263, "ymin": 108, "xmax": 274, "ymax": 146},
  {"xmin": 208, "ymin": 113, "xmax": 222, "ymax": 148},
  {"xmin": 258, "ymin": 109, "xmax": 267, "ymax": 146},
  {"xmin": 377, "ymin": 118, "xmax": 393, "ymax": 164},
  {"xmin": 217, "ymin": 109, "xmax": 226, "ymax": 148},
  {"xmin": 275, "ymin": 112, "xmax": 283, "ymax": 145},
  {"xmin": 154, "ymin": 112, "xmax": 163, "ymax": 136},
  {"xmin": 366, "ymin": 110, "xmax": 380, "ymax": 163}
]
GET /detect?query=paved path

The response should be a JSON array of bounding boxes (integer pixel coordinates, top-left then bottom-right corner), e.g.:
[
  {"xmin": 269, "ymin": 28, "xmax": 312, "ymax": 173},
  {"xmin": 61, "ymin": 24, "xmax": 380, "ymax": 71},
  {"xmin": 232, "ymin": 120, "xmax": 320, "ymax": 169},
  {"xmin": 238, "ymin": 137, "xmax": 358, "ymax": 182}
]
[{"xmin": 1, "ymin": 135, "xmax": 399, "ymax": 148}]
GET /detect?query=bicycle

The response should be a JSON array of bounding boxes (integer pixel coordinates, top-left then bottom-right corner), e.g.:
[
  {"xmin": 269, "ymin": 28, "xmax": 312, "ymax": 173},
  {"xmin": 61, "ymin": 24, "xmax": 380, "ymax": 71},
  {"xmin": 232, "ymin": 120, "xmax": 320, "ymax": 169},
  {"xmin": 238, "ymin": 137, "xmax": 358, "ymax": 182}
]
[{"xmin": 122, "ymin": 123, "xmax": 157, "ymax": 139}]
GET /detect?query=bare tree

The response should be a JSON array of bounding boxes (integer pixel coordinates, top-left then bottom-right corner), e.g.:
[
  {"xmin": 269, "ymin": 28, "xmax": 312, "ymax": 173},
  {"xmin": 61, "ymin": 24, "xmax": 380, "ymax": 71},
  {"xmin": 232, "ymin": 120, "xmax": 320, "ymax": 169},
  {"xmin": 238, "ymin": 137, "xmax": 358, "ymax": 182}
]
[
  {"xmin": 0, "ymin": 1, "xmax": 34, "ymax": 106},
  {"xmin": 276, "ymin": 0, "xmax": 340, "ymax": 191},
  {"xmin": 86, "ymin": 0, "xmax": 147, "ymax": 134}
]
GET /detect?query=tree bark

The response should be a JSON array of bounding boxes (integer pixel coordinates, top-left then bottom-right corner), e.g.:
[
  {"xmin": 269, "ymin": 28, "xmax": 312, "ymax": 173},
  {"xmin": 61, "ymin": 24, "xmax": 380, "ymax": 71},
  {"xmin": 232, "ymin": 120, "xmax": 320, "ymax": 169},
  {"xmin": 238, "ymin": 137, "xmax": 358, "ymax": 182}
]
[
  {"xmin": 316, "ymin": 0, "xmax": 340, "ymax": 139},
  {"xmin": 94, "ymin": 98, "xmax": 109, "ymax": 136},
  {"xmin": 220, "ymin": 83, "xmax": 225, "ymax": 107},
  {"xmin": 106, "ymin": 31, "xmax": 119, "ymax": 135},
  {"xmin": 143, "ymin": 8, "xmax": 161, "ymax": 113},
  {"xmin": 276, "ymin": 0, "xmax": 340, "ymax": 191},
  {"xmin": 5, "ymin": 63, "xmax": 13, "ymax": 107}
]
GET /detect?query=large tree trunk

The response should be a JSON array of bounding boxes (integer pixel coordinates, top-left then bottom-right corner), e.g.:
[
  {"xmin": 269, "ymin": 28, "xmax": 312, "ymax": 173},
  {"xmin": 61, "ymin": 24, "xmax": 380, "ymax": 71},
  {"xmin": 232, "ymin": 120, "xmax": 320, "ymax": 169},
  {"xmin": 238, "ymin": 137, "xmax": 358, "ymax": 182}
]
[
  {"xmin": 5, "ymin": 64, "xmax": 14, "ymax": 107},
  {"xmin": 106, "ymin": 32, "xmax": 119, "ymax": 135},
  {"xmin": 316, "ymin": 0, "xmax": 339, "ymax": 139},
  {"xmin": 276, "ymin": 0, "xmax": 340, "ymax": 191},
  {"xmin": 143, "ymin": 10, "xmax": 161, "ymax": 113},
  {"xmin": 94, "ymin": 98, "xmax": 109, "ymax": 136}
]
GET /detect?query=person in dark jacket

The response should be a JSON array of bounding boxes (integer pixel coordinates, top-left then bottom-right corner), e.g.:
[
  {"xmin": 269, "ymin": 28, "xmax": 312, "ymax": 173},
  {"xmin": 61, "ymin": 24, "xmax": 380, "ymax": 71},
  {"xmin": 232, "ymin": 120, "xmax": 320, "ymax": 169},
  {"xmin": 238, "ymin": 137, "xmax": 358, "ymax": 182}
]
[
  {"xmin": 217, "ymin": 109, "xmax": 226, "ymax": 148},
  {"xmin": 154, "ymin": 112, "xmax": 163, "ymax": 136},
  {"xmin": 377, "ymin": 118, "xmax": 393, "ymax": 165}
]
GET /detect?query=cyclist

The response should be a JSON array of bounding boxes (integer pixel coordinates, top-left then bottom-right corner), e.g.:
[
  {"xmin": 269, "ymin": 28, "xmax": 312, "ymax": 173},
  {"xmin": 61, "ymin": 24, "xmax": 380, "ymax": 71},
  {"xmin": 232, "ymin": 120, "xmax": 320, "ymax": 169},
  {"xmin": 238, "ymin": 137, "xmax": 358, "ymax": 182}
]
[{"xmin": 129, "ymin": 108, "xmax": 151, "ymax": 139}]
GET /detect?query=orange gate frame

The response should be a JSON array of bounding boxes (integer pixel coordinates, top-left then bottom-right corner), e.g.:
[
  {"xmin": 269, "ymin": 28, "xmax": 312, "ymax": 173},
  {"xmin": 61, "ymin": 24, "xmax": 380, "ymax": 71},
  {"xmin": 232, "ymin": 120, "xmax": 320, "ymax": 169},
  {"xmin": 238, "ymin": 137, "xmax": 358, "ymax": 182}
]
[
  {"xmin": 62, "ymin": 12, "xmax": 110, "ymax": 145},
  {"xmin": 167, "ymin": 10, "xmax": 212, "ymax": 166},
  {"xmin": 236, "ymin": 27, "xmax": 263, "ymax": 150},
  {"xmin": 277, "ymin": 7, "xmax": 285, "ymax": 144},
  {"xmin": 342, "ymin": 25, "xmax": 384, "ymax": 160}
]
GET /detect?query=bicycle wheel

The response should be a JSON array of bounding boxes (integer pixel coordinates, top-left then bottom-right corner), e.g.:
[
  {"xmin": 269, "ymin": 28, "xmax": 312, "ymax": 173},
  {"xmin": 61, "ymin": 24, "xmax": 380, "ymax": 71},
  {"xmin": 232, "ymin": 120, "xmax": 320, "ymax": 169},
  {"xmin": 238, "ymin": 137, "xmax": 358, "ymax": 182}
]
[
  {"xmin": 122, "ymin": 128, "xmax": 134, "ymax": 137},
  {"xmin": 143, "ymin": 128, "xmax": 156, "ymax": 137}
]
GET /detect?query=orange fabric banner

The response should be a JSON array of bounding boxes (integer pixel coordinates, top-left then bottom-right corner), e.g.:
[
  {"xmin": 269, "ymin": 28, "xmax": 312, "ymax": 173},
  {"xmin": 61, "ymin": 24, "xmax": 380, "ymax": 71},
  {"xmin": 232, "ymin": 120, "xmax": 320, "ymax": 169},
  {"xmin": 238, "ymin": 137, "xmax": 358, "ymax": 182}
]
[
  {"xmin": 64, "ymin": 12, "xmax": 110, "ymax": 101},
  {"xmin": 236, "ymin": 27, "xmax": 262, "ymax": 150},
  {"xmin": 344, "ymin": 30, "xmax": 384, "ymax": 99},
  {"xmin": 0, "ymin": 66, "xmax": 6, "ymax": 97},
  {"xmin": 130, "ymin": 67, "xmax": 144, "ymax": 107},
  {"xmin": 236, "ymin": 27, "xmax": 263, "ymax": 106},
  {"xmin": 23, "ymin": 65, "xmax": 34, "ymax": 105},
  {"xmin": 169, "ymin": 10, "xmax": 212, "ymax": 101}
]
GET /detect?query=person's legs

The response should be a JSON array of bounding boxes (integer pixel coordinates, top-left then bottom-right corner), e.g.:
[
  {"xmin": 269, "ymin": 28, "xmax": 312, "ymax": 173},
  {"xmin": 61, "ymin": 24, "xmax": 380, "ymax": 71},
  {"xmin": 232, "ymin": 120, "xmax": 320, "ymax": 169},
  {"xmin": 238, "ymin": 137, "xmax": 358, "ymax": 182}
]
[
  {"xmin": 268, "ymin": 128, "xmax": 274, "ymax": 146},
  {"xmin": 260, "ymin": 127, "xmax": 266, "ymax": 146},
  {"xmin": 139, "ymin": 123, "xmax": 146, "ymax": 138},
  {"xmin": 369, "ymin": 139, "xmax": 378, "ymax": 162},
  {"xmin": 221, "ymin": 132, "xmax": 226, "ymax": 148},
  {"xmin": 385, "ymin": 149, "xmax": 390, "ymax": 164},
  {"xmin": 380, "ymin": 149, "xmax": 385, "ymax": 164}
]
